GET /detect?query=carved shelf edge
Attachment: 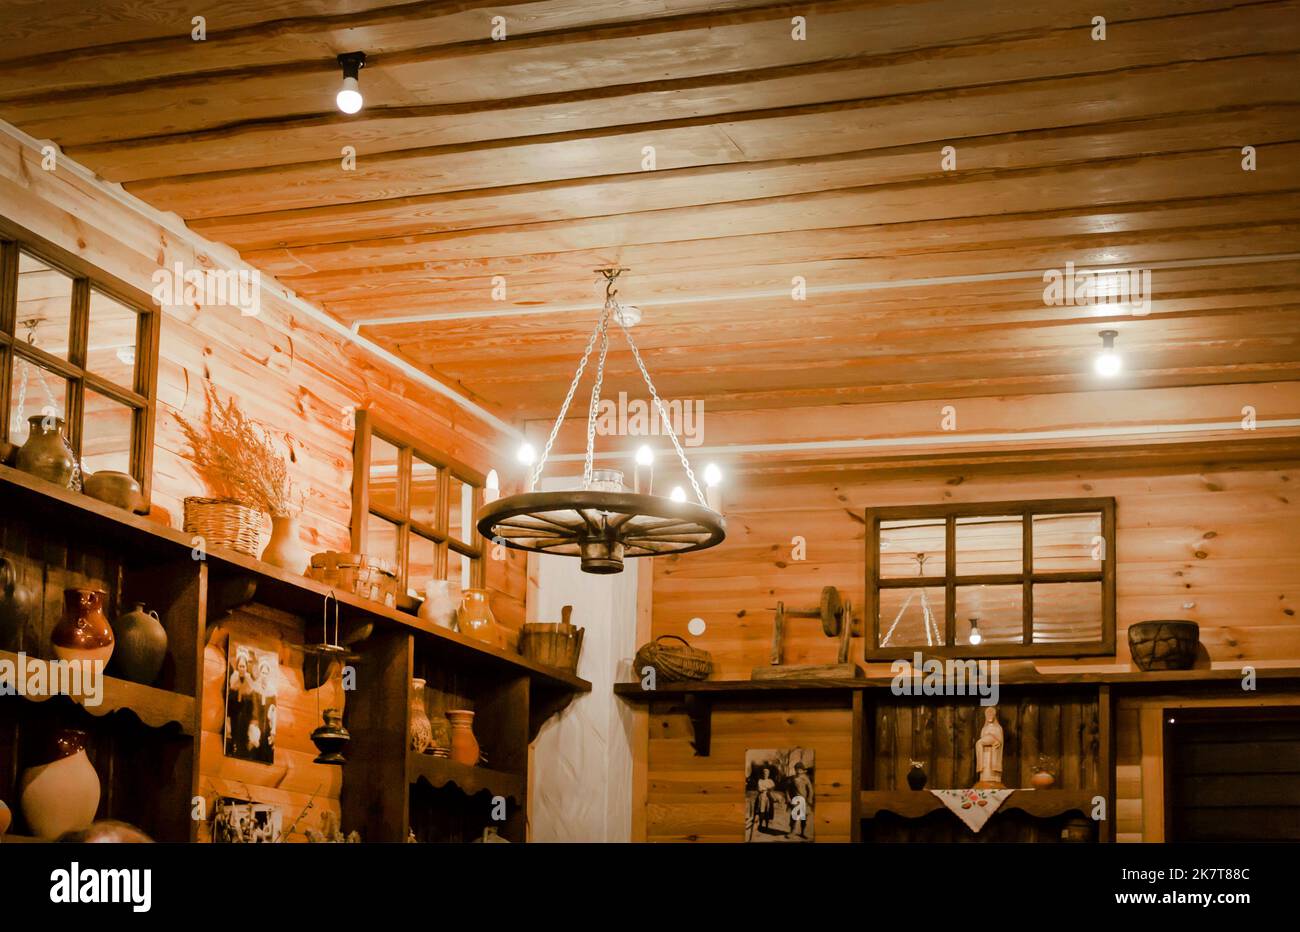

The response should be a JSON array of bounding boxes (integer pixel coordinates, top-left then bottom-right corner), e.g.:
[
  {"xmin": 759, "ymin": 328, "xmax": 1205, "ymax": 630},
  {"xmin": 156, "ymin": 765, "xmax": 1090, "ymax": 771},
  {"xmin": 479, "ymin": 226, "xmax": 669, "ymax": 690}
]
[
  {"xmin": 408, "ymin": 753, "xmax": 526, "ymax": 803},
  {"xmin": 859, "ymin": 789, "xmax": 1099, "ymax": 820},
  {"xmin": 0, "ymin": 650, "xmax": 197, "ymax": 735}
]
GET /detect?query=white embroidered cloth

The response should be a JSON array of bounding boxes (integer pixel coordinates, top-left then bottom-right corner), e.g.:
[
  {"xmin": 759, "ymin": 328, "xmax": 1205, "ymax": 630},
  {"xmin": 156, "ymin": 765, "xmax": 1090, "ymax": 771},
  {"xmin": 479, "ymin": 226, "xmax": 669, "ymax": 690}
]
[{"xmin": 929, "ymin": 788, "xmax": 1017, "ymax": 832}]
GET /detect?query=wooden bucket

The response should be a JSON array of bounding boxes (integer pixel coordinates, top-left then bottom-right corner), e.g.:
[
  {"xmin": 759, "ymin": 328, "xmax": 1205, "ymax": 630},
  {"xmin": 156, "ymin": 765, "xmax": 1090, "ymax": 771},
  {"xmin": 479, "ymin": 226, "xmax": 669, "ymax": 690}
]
[{"xmin": 518, "ymin": 605, "xmax": 584, "ymax": 673}]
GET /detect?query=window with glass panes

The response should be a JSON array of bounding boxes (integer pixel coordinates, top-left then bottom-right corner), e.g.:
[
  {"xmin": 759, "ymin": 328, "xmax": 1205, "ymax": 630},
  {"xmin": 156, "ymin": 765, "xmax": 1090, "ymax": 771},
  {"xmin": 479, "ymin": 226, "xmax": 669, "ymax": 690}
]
[
  {"xmin": 351, "ymin": 410, "xmax": 484, "ymax": 597},
  {"xmin": 0, "ymin": 237, "xmax": 159, "ymax": 501},
  {"xmin": 864, "ymin": 498, "xmax": 1116, "ymax": 660}
]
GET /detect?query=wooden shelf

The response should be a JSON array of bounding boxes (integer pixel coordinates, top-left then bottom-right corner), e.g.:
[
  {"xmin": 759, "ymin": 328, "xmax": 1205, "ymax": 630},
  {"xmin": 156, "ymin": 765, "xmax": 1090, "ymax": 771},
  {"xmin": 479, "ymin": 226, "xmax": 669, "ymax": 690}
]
[
  {"xmin": 615, "ymin": 666, "xmax": 1300, "ymax": 698},
  {"xmin": 860, "ymin": 789, "xmax": 1097, "ymax": 820},
  {"xmin": 0, "ymin": 465, "xmax": 592, "ymax": 696},
  {"xmin": 408, "ymin": 753, "xmax": 526, "ymax": 803},
  {"xmin": 0, "ymin": 649, "xmax": 196, "ymax": 734}
]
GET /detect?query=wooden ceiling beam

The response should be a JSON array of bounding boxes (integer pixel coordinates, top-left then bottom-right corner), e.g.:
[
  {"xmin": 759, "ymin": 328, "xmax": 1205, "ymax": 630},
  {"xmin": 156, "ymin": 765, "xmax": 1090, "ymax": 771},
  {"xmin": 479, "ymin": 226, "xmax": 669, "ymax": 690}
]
[
  {"xmin": 56, "ymin": 2, "xmax": 1297, "ymax": 180},
  {"xmin": 189, "ymin": 105, "xmax": 1300, "ymax": 251},
  {"xmin": 115, "ymin": 50, "xmax": 1300, "ymax": 214}
]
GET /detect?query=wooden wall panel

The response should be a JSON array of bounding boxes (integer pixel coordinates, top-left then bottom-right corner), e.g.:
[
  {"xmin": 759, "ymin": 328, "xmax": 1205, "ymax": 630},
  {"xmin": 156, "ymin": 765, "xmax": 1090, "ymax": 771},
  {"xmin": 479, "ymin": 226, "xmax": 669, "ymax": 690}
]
[
  {"xmin": 0, "ymin": 130, "xmax": 528, "ymax": 837},
  {"xmin": 198, "ymin": 606, "xmax": 346, "ymax": 843},
  {"xmin": 646, "ymin": 698, "xmax": 852, "ymax": 843},
  {"xmin": 646, "ymin": 458, "xmax": 1299, "ymax": 841},
  {"xmin": 654, "ymin": 463, "xmax": 1300, "ymax": 680}
]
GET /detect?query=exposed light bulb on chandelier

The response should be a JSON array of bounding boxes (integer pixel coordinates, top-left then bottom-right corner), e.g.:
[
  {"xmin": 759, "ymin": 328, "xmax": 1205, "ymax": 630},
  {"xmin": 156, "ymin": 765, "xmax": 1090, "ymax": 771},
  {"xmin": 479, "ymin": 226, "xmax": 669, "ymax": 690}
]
[
  {"xmin": 516, "ymin": 442, "xmax": 537, "ymax": 465},
  {"xmin": 335, "ymin": 52, "xmax": 366, "ymax": 114},
  {"xmin": 1094, "ymin": 329, "xmax": 1122, "ymax": 377},
  {"xmin": 670, "ymin": 486, "xmax": 687, "ymax": 503},
  {"xmin": 703, "ymin": 463, "xmax": 723, "ymax": 486},
  {"xmin": 968, "ymin": 617, "xmax": 983, "ymax": 646},
  {"xmin": 635, "ymin": 445, "xmax": 654, "ymax": 466}
]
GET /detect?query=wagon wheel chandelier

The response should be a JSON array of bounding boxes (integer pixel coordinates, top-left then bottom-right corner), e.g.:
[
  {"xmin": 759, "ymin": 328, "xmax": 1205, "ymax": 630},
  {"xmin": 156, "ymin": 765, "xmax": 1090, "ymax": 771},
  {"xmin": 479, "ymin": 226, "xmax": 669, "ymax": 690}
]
[{"xmin": 476, "ymin": 269, "xmax": 726, "ymax": 574}]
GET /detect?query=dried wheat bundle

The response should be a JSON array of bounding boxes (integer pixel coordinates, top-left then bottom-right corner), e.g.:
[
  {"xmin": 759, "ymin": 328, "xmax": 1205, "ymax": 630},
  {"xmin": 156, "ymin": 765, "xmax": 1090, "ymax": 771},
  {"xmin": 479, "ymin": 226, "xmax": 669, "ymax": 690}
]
[{"xmin": 176, "ymin": 384, "xmax": 299, "ymax": 517}]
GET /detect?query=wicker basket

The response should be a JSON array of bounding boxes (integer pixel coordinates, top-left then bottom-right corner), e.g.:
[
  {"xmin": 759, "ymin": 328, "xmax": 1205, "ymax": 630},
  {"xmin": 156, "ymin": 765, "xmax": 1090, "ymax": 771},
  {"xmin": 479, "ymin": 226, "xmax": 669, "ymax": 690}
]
[
  {"xmin": 307, "ymin": 551, "xmax": 400, "ymax": 608},
  {"xmin": 183, "ymin": 497, "xmax": 267, "ymax": 557},
  {"xmin": 633, "ymin": 634, "xmax": 713, "ymax": 682}
]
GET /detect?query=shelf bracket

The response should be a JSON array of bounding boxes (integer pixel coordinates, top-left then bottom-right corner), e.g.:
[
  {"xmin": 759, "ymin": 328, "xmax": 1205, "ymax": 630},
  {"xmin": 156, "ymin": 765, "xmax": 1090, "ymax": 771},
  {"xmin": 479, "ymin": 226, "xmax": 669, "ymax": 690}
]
[
  {"xmin": 528, "ymin": 687, "xmax": 578, "ymax": 742},
  {"xmin": 681, "ymin": 693, "xmax": 712, "ymax": 757}
]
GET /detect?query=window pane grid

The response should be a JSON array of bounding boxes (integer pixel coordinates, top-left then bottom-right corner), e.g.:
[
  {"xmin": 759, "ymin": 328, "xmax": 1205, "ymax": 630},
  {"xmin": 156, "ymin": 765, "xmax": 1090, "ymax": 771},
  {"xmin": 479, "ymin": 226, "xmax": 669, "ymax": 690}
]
[
  {"xmin": 0, "ymin": 240, "xmax": 153, "ymax": 502},
  {"xmin": 354, "ymin": 413, "xmax": 485, "ymax": 594},
  {"xmin": 868, "ymin": 500, "xmax": 1114, "ymax": 659}
]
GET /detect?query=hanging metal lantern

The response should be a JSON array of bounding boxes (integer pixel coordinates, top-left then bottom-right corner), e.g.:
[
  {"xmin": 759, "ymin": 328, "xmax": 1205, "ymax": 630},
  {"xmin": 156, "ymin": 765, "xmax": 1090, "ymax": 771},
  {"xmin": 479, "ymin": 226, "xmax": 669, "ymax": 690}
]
[{"xmin": 476, "ymin": 269, "xmax": 726, "ymax": 574}]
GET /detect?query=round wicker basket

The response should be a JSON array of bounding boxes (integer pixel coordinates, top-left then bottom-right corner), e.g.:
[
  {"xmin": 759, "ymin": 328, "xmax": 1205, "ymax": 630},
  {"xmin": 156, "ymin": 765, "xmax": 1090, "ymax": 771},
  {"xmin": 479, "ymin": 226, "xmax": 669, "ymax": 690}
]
[
  {"xmin": 633, "ymin": 634, "xmax": 713, "ymax": 682},
  {"xmin": 183, "ymin": 497, "xmax": 268, "ymax": 557}
]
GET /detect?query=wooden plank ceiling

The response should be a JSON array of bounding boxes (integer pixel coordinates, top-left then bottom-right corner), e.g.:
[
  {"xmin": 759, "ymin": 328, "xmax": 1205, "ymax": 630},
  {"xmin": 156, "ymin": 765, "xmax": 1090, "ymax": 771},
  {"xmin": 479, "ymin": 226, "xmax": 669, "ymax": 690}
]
[{"xmin": 0, "ymin": 0, "xmax": 1297, "ymax": 424}]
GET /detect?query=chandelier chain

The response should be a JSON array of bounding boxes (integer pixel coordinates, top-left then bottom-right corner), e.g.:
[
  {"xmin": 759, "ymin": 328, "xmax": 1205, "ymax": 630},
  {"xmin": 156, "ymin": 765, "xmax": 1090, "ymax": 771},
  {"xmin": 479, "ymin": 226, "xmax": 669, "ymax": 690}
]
[
  {"xmin": 528, "ymin": 308, "xmax": 606, "ymax": 492},
  {"xmin": 616, "ymin": 316, "xmax": 708, "ymax": 508},
  {"xmin": 583, "ymin": 303, "xmax": 613, "ymax": 487},
  {"xmin": 530, "ymin": 268, "xmax": 711, "ymax": 510}
]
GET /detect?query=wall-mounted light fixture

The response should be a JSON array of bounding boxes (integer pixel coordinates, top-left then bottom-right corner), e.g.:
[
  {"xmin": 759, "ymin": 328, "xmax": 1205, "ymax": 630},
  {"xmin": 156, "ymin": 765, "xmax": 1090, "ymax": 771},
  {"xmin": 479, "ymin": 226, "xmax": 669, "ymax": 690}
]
[
  {"xmin": 336, "ymin": 52, "xmax": 366, "ymax": 114},
  {"xmin": 1094, "ymin": 329, "xmax": 1122, "ymax": 377}
]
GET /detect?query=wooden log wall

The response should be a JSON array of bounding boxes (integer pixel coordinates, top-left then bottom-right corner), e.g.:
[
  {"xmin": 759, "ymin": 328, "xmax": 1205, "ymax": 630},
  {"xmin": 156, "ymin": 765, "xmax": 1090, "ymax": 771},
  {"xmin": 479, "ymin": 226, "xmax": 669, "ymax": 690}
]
[
  {"xmin": 654, "ymin": 462, "xmax": 1300, "ymax": 678},
  {"xmin": 646, "ymin": 697, "xmax": 853, "ymax": 843},
  {"xmin": 645, "ymin": 456, "xmax": 1299, "ymax": 841},
  {"xmin": 0, "ymin": 131, "xmax": 527, "ymax": 837}
]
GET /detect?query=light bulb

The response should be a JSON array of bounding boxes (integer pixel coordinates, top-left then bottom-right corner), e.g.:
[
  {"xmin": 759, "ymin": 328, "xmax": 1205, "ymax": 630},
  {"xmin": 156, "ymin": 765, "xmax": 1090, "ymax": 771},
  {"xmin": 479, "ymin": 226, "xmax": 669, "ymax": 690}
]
[
  {"xmin": 516, "ymin": 442, "xmax": 537, "ymax": 465},
  {"xmin": 703, "ymin": 463, "xmax": 722, "ymax": 486},
  {"xmin": 335, "ymin": 52, "xmax": 366, "ymax": 114},
  {"xmin": 670, "ymin": 486, "xmax": 687, "ymax": 502},
  {"xmin": 635, "ymin": 444, "xmax": 654, "ymax": 466},
  {"xmin": 1094, "ymin": 329, "xmax": 1121, "ymax": 377},
  {"xmin": 968, "ymin": 618, "xmax": 982, "ymax": 646},
  {"xmin": 1094, "ymin": 351, "xmax": 1121, "ymax": 377},
  {"xmin": 336, "ymin": 78, "xmax": 363, "ymax": 114}
]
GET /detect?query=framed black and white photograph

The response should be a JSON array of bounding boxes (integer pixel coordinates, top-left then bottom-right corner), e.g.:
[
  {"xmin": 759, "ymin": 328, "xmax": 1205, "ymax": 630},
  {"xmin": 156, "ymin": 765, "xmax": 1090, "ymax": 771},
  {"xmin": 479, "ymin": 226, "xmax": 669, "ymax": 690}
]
[
  {"xmin": 212, "ymin": 797, "xmax": 282, "ymax": 844},
  {"xmin": 224, "ymin": 640, "xmax": 279, "ymax": 763},
  {"xmin": 745, "ymin": 747, "xmax": 815, "ymax": 842}
]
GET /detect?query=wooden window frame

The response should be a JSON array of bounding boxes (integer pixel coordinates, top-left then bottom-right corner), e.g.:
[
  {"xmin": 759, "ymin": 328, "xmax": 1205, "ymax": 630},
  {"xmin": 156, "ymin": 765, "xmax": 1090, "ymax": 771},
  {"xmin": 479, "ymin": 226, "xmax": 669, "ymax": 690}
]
[
  {"xmin": 864, "ymin": 497, "xmax": 1116, "ymax": 660},
  {"xmin": 351, "ymin": 409, "xmax": 485, "ymax": 593},
  {"xmin": 0, "ymin": 230, "xmax": 161, "ymax": 507}
]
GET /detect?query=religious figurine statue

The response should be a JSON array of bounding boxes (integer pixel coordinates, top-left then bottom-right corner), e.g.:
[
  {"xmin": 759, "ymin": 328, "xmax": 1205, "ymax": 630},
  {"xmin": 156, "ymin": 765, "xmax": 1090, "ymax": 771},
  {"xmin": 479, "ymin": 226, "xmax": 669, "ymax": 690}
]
[{"xmin": 974, "ymin": 705, "xmax": 1004, "ymax": 788}]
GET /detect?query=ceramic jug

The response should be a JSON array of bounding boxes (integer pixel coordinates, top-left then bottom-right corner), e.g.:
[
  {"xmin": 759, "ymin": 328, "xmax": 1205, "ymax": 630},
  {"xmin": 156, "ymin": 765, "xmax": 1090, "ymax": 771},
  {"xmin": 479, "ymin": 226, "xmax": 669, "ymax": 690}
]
[
  {"xmin": 111, "ymin": 602, "xmax": 168, "ymax": 685},
  {"xmin": 20, "ymin": 728, "xmax": 101, "ymax": 839}
]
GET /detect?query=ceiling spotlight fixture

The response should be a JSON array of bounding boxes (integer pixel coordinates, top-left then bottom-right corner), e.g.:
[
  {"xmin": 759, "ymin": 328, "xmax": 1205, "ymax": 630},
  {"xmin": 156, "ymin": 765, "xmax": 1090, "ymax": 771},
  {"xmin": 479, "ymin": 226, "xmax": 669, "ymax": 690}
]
[
  {"xmin": 1094, "ymin": 329, "xmax": 1122, "ymax": 377},
  {"xmin": 476, "ymin": 269, "xmax": 726, "ymax": 574},
  {"xmin": 335, "ymin": 52, "xmax": 366, "ymax": 114}
]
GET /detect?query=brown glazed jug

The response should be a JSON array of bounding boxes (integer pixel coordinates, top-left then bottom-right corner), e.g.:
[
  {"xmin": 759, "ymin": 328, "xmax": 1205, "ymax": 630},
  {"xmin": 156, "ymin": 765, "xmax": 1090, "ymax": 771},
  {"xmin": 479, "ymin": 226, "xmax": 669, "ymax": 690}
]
[
  {"xmin": 15, "ymin": 415, "xmax": 76, "ymax": 488},
  {"xmin": 52, "ymin": 588, "xmax": 115, "ymax": 667},
  {"xmin": 20, "ymin": 728, "xmax": 101, "ymax": 839}
]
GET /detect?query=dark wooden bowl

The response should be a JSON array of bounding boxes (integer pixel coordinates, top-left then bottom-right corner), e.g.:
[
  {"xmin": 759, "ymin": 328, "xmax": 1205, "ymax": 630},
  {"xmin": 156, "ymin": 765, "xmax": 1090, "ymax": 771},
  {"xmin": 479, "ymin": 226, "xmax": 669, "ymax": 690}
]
[{"xmin": 1128, "ymin": 619, "xmax": 1199, "ymax": 671}]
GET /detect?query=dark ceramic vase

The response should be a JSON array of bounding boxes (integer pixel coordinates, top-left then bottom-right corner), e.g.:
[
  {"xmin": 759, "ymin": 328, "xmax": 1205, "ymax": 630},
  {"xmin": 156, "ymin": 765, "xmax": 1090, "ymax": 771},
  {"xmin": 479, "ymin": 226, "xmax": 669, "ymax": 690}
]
[
  {"xmin": 15, "ymin": 415, "xmax": 76, "ymax": 488},
  {"xmin": 906, "ymin": 762, "xmax": 928, "ymax": 790},
  {"xmin": 110, "ymin": 602, "xmax": 168, "ymax": 685},
  {"xmin": 52, "ymin": 588, "xmax": 115, "ymax": 667},
  {"xmin": 1128, "ymin": 619, "xmax": 1199, "ymax": 671}
]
